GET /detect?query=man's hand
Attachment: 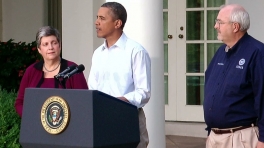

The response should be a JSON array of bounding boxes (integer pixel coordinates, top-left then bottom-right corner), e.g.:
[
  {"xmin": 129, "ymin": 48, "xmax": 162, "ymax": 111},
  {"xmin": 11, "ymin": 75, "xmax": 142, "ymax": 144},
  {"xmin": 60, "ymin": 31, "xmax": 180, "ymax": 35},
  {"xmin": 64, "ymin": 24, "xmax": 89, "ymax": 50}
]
[
  {"xmin": 117, "ymin": 97, "xmax": 130, "ymax": 103},
  {"xmin": 257, "ymin": 141, "xmax": 264, "ymax": 148}
]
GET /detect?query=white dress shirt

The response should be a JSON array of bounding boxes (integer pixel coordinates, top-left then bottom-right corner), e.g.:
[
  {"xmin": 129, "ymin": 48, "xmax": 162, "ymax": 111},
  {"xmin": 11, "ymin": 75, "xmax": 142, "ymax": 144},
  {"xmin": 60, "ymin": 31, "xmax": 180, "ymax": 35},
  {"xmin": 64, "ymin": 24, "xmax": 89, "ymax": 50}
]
[{"xmin": 88, "ymin": 33, "xmax": 151, "ymax": 108}]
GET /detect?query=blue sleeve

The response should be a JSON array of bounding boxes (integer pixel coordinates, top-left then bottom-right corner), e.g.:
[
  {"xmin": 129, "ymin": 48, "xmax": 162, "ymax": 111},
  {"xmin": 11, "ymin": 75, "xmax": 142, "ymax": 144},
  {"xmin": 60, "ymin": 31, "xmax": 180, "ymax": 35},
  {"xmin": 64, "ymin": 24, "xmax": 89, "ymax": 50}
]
[{"xmin": 251, "ymin": 50, "xmax": 264, "ymax": 142}]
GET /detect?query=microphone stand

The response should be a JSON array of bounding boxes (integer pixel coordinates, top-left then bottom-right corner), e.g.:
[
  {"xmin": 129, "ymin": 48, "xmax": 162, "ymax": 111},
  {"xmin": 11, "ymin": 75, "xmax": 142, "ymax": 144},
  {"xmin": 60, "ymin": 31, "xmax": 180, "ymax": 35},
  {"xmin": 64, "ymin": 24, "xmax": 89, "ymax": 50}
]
[
  {"xmin": 55, "ymin": 76, "xmax": 67, "ymax": 89},
  {"xmin": 55, "ymin": 64, "xmax": 84, "ymax": 89}
]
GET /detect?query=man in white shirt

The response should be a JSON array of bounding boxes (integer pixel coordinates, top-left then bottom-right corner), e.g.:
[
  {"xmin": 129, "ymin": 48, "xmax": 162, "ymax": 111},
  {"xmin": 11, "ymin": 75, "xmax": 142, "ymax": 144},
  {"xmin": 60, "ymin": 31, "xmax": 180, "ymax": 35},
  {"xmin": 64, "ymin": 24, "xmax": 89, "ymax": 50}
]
[{"xmin": 88, "ymin": 2, "xmax": 151, "ymax": 148}]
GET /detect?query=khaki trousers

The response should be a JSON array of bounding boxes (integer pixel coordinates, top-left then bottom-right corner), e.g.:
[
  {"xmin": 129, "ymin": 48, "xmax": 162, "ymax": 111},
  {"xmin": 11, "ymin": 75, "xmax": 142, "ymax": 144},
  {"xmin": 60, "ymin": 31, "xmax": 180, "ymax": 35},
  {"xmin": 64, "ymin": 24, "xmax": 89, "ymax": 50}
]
[
  {"xmin": 137, "ymin": 108, "xmax": 149, "ymax": 148},
  {"xmin": 206, "ymin": 126, "xmax": 259, "ymax": 148}
]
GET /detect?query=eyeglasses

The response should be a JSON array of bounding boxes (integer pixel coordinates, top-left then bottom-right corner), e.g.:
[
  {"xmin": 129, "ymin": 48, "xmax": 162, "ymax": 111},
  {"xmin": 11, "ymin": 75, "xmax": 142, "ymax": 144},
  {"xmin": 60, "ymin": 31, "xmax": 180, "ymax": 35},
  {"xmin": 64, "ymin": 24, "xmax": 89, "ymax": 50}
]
[
  {"xmin": 215, "ymin": 19, "xmax": 232, "ymax": 25},
  {"xmin": 215, "ymin": 19, "xmax": 233, "ymax": 27}
]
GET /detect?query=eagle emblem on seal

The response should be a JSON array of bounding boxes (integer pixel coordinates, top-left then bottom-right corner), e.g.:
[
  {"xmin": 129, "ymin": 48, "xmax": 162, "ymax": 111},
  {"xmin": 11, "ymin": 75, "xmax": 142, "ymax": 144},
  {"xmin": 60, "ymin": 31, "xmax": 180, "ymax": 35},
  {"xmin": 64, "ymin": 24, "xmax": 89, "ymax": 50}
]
[
  {"xmin": 41, "ymin": 96, "xmax": 70, "ymax": 134},
  {"xmin": 49, "ymin": 105, "xmax": 62, "ymax": 125}
]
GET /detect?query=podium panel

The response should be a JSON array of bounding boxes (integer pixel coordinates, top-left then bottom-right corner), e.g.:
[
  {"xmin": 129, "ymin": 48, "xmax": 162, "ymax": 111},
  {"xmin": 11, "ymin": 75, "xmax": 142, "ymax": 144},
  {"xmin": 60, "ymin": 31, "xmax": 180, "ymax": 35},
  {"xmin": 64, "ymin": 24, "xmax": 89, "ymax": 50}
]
[{"xmin": 20, "ymin": 88, "xmax": 140, "ymax": 148}]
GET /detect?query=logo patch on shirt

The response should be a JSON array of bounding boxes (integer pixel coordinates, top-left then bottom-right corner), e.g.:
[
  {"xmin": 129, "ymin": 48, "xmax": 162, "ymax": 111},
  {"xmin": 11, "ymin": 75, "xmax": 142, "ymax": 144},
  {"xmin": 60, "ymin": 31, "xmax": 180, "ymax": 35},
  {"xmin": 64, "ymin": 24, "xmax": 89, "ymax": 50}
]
[
  {"xmin": 236, "ymin": 58, "xmax": 245, "ymax": 69},
  {"xmin": 239, "ymin": 59, "xmax": 245, "ymax": 65},
  {"xmin": 217, "ymin": 63, "xmax": 224, "ymax": 65}
]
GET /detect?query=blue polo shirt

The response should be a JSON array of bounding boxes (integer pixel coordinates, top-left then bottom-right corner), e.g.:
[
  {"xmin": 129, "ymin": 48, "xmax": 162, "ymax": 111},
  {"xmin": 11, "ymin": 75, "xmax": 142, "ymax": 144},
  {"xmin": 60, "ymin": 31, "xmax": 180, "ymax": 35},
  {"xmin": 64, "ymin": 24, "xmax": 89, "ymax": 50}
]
[{"xmin": 204, "ymin": 33, "xmax": 264, "ymax": 141}]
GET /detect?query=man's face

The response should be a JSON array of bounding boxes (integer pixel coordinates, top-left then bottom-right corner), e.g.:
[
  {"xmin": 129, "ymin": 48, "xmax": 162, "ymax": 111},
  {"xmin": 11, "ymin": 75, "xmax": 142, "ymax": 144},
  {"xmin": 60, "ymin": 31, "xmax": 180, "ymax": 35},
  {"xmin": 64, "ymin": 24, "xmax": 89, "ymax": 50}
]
[
  {"xmin": 214, "ymin": 8, "xmax": 234, "ymax": 43},
  {"xmin": 95, "ymin": 7, "xmax": 117, "ymax": 39}
]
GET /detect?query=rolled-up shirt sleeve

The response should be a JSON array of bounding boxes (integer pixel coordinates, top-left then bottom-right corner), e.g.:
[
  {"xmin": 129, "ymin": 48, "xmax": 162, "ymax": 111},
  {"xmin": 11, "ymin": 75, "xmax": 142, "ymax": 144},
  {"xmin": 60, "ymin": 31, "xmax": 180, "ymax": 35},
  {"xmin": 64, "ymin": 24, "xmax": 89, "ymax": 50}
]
[{"xmin": 123, "ymin": 50, "xmax": 151, "ymax": 108}]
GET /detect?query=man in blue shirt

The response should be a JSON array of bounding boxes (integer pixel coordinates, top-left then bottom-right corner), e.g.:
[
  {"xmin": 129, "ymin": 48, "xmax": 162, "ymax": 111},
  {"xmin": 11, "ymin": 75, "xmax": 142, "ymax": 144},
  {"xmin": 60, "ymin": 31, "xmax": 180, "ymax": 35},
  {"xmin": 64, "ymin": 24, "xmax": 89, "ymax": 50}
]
[{"xmin": 204, "ymin": 4, "xmax": 264, "ymax": 148}]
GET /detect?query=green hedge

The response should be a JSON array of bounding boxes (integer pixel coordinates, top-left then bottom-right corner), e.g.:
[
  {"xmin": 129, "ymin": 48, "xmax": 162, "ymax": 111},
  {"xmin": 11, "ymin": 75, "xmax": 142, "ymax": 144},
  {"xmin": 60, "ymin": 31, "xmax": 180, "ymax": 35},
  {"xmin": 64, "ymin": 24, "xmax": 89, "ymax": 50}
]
[
  {"xmin": 0, "ymin": 89, "xmax": 21, "ymax": 148},
  {"xmin": 0, "ymin": 39, "xmax": 42, "ymax": 92}
]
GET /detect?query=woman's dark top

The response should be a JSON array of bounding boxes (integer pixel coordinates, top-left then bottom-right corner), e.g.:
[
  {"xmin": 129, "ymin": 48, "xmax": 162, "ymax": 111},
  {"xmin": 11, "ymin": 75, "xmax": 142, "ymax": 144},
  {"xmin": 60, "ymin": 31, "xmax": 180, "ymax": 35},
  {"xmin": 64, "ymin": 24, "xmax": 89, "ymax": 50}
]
[{"xmin": 15, "ymin": 58, "xmax": 88, "ymax": 117}]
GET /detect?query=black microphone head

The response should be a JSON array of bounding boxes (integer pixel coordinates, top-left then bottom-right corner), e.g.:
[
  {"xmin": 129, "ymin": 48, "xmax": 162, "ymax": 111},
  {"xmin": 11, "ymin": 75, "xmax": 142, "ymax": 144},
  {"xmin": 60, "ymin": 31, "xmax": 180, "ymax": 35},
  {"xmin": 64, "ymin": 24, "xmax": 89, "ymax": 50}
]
[
  {"xmin": 55, "ymin": 64, "xmax": 77, "ymax": 79},
  {"xmin": 68, "ymin": 65, "xmax": 77, "ymax": 70},
  {"xmin": 77, "ymin": 64, "xmax": 85, "ymax": 72},
  {"xmin": 63, "ymin": 64, "xmax": 85, "ymax": 79}
]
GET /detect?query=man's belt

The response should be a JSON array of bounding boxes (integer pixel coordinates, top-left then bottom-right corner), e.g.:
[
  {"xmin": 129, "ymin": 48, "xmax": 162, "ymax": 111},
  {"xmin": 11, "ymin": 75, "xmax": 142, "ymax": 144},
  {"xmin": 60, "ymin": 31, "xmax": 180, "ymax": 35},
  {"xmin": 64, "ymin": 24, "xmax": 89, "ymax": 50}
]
[{"xmin": 211, "ymin": 125, "xmax": 254, "ymax": 134}]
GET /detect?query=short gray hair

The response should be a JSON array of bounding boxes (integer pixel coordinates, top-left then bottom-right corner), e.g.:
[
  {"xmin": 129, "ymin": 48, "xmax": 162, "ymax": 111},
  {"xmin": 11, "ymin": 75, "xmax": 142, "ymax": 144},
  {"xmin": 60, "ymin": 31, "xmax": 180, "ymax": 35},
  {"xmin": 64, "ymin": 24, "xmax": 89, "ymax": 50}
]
[
  {"xmin": 36, "ymin": 26, "xmax": 60, "ymax": 48},
  {"xmin": 220, "ymin": 4, "xmax": 250, "ymax": 31}
]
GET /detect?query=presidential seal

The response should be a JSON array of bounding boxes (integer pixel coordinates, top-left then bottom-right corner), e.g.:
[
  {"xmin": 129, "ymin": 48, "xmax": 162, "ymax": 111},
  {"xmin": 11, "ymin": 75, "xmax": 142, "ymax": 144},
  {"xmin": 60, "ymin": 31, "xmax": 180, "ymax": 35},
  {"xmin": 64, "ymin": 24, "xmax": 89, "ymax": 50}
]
[{"xmin": 41, "ymin": 96, "xmax": 70, "ymax": 134}]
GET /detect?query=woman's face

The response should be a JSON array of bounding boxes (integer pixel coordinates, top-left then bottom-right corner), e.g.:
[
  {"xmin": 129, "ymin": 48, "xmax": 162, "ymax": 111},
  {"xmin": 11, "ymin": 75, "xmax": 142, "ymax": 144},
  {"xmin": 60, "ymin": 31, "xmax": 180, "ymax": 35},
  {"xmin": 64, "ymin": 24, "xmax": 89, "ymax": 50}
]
[{"xmin": 38, "ymin": 35, "xmax": 61, "ymax": 61}]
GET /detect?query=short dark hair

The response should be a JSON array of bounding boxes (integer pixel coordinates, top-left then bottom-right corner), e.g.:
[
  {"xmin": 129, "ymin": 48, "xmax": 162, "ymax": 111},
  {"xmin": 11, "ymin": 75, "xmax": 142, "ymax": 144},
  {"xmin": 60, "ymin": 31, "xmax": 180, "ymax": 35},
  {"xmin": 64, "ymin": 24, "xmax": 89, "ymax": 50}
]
[
  {"xmin": 36, "ymin": 26, "xmax": 60, "ymax": 48},
  {"xmin": 101, "ymin": 2, "xmax": 127, "ymax": 29}
]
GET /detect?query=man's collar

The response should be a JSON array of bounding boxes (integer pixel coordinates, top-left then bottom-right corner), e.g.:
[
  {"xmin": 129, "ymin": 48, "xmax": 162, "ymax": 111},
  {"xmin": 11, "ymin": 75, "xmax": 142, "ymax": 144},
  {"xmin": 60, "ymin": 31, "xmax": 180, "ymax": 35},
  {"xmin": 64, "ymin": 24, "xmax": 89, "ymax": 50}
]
[
  {"xmin": 101, "ymin": 33, "xmax": 127, "ymax": 51},
  {"xmin": 225, "ymin": 32, "xmax": 249, "ymax": 52}
]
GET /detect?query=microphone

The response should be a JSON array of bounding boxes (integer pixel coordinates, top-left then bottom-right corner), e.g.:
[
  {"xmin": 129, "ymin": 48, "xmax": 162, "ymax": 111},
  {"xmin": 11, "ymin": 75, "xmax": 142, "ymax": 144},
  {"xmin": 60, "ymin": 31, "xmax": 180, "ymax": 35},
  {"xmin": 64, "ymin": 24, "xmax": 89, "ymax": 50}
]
[
  {"xmin": 55, "ymin": 65, "xmax": 76, "ymax": 79},
  {"xmin": 63, "ymin": 64, "xmax": 85, "ymax": 79}
]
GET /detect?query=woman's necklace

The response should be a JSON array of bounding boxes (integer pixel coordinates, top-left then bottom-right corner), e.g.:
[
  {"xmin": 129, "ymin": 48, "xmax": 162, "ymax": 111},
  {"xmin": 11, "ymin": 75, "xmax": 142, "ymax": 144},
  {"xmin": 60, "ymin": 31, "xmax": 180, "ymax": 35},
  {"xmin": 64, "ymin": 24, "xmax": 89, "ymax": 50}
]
[{"xmin": 43, "ymin": 59, "xmax": 61, "ymax": 72}]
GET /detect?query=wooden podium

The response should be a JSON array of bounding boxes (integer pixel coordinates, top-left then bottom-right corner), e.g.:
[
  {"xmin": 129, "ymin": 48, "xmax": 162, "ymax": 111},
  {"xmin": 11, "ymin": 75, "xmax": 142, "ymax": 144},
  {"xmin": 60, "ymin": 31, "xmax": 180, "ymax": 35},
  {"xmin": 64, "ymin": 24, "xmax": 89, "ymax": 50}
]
[{"xmin": 19, "ymin": 88, "xmax": 140, "ymax": 148}]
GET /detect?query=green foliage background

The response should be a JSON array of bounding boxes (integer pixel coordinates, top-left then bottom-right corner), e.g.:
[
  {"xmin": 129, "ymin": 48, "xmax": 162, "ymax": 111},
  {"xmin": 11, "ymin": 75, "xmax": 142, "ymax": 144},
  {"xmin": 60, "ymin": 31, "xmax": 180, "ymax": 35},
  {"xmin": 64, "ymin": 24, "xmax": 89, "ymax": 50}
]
[
  {"xmin": 0, "ymin": 39, "xmax": 42, "ymax": 92},
  {"xmin": 0, "ymin": 89, "xmax": 21, "ymax": 148},
  {"xmin": 0, "ymin": 39, "xmax": 41, "ymax": 147}
]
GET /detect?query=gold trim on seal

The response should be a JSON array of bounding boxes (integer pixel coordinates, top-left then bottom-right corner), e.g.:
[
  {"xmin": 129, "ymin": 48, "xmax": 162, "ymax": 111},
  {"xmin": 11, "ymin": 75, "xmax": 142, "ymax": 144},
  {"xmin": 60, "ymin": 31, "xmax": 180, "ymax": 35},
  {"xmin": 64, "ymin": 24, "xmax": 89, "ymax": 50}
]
[{"xmin": 41, "ymin": 96, "xmax": 70, "ymax": 134}]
